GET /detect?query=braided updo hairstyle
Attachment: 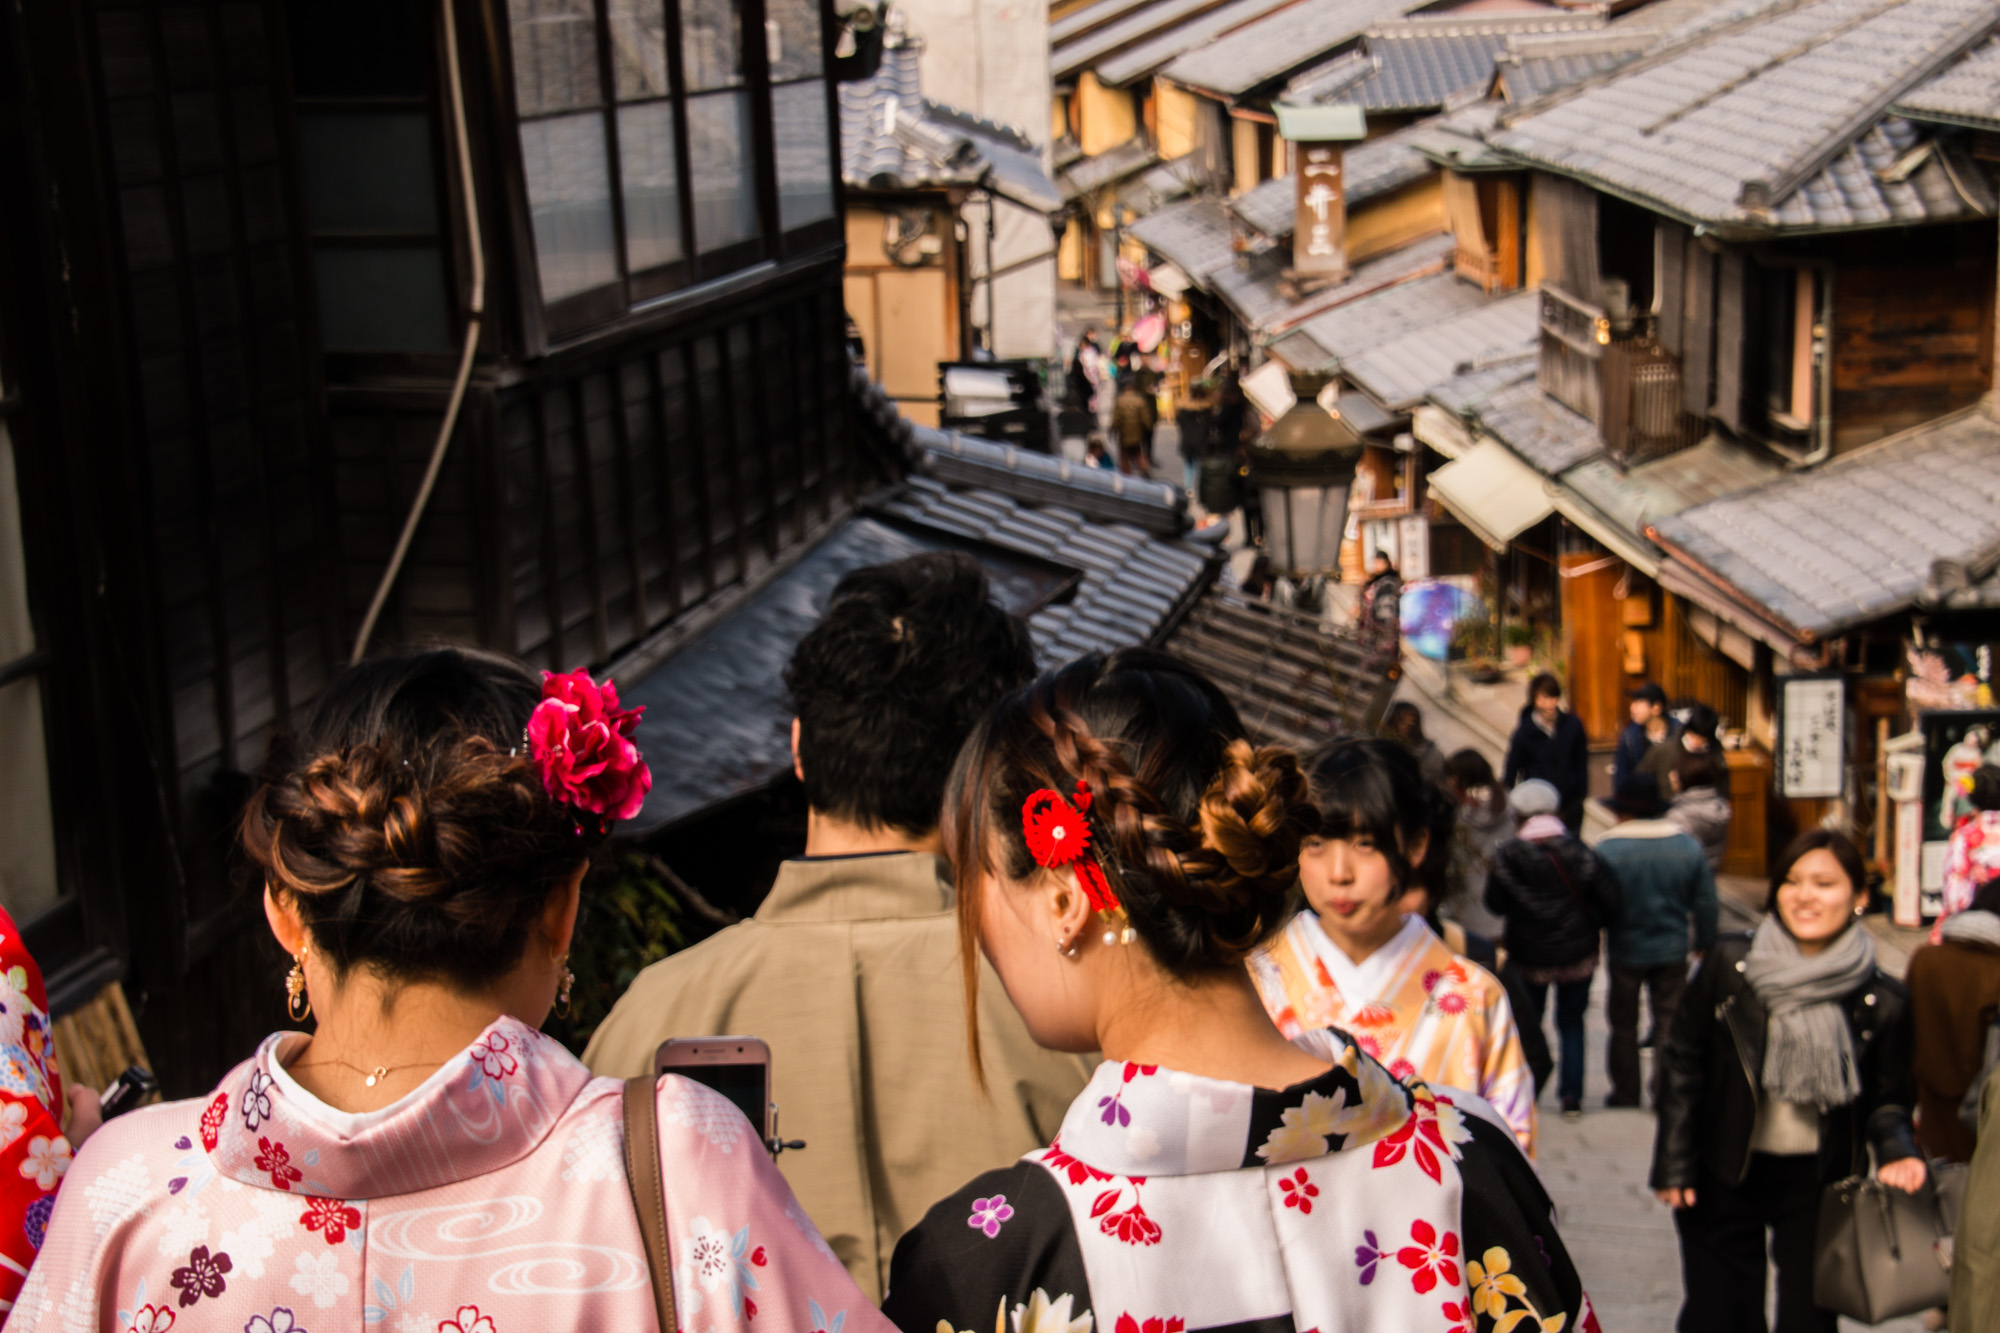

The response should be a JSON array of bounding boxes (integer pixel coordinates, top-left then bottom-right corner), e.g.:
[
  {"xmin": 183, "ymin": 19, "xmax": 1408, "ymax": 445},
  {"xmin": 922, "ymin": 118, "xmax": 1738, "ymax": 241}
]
[
  {"xmin": 945, "ymin": 649, "xmax": 1317, "ymax": 1053},
  {"xmin": 240, "ymin": 649, "xmax": 604, "ymax": 992}
]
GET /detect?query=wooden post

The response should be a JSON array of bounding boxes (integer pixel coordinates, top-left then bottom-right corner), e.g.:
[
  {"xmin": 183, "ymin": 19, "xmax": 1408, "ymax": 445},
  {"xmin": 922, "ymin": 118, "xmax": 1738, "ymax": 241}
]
[
  {"xmin": 1874, "ymin": 716, "xmax": 1891, "ymax": 867},
  {"xmin": 1294, "ymin": 143, "xmax": 1347, "ymax": 280}
]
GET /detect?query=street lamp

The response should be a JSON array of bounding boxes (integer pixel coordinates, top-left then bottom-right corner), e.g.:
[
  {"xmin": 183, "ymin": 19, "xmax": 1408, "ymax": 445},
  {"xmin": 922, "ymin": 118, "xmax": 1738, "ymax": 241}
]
[{"xmin": 1248, "ymin": 369, "xmax": 1364, "ymax": 580}]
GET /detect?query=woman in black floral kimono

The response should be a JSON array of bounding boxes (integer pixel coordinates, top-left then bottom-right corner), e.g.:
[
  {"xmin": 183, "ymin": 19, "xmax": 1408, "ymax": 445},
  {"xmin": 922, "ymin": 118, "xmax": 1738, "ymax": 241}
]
[{"xmin": 882, "ymin": 649, "xmax": 1597, "ymax": 1333}]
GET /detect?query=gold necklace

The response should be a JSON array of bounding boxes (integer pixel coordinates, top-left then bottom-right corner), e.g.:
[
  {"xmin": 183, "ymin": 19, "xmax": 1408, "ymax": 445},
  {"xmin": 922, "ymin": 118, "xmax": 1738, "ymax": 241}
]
[{"xmin": 290, "ymin": 1053, "xmax": 452, "ymax": 1089}]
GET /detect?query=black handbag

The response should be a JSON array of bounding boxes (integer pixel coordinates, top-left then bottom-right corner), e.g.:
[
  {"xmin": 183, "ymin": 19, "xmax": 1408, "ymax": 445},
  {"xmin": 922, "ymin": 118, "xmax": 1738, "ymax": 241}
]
[{"xmin": 1812, "ymin": 1161, "xmax": 1967, "ymax": 1323}]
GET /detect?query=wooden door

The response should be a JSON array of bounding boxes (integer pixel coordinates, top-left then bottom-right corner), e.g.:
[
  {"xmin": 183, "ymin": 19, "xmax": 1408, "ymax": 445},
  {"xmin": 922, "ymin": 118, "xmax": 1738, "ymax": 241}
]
[{"xmin": 1560, "ymin": 551, "xmax": 1625, "ymax": 744}]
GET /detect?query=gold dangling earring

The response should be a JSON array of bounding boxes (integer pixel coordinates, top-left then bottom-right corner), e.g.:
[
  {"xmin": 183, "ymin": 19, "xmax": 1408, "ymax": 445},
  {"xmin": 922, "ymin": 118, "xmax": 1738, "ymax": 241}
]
[
  {"xmin": 285, "ymin": 947, "xmax": 311, "ymax": 1022},
  {"xmin": 554, "ymin": 954, "xmax": 575, "ymax": 1018}
]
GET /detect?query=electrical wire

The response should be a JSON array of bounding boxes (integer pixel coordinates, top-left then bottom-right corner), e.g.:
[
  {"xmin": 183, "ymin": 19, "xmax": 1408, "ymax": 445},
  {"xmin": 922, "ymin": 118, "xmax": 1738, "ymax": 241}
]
[{"xmin": 349, "ymin": 0, "xmax": 486, "ymax": 664}]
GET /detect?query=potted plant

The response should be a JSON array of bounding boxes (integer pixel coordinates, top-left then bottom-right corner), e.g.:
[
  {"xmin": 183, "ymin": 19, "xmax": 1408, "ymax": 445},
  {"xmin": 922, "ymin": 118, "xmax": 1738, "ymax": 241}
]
[
  {"xmin": 1504, "ymin": 623, "xmax": 1536, "ymax": 668},
  {"xmin": 1451, "ymin": 616, "xmax": 1503, "ymax": 684}
]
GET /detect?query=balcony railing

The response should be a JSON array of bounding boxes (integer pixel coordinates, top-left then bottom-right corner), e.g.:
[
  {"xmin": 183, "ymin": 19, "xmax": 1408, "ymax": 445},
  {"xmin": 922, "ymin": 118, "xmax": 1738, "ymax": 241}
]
[
  {"xmin": 1600, "ymin": 335, "xmax": 1703, "ymax": 467},
  {"xmin": 1455, "ymin": 241, "xmax": 1503, "ymax": 295},
  {"xmin": 1537, "ymin": 285, "xmax": 1604, "ymax": 423}
]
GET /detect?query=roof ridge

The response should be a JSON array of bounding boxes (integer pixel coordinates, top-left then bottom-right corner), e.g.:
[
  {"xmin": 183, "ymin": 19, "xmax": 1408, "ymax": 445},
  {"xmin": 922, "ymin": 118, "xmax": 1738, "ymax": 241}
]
[
  {"xmin": 1366, "ymin": 13, "xmax": 1606, "ymax": 37},
  {"xmin": 1495, "ymin": 0, "xmax": 1813, "ymax": 127}
]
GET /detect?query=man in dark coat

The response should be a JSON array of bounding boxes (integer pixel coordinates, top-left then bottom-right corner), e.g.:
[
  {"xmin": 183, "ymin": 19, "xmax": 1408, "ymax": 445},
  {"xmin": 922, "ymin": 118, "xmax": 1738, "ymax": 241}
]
[
  {"xmin": 1615, "ymin": 682, "xmax": 1682, "ymax": 790},
  {"xmin": 1502, "ymin": 673, "xmax": 1590, "ymax": 832}
]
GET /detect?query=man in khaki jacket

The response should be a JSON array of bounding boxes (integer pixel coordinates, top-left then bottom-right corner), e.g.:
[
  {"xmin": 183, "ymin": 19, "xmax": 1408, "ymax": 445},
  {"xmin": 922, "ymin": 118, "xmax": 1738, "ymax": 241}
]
[{"xmin": 585, "ymin": 554, "xmax": 1091, "ymax": 1301}]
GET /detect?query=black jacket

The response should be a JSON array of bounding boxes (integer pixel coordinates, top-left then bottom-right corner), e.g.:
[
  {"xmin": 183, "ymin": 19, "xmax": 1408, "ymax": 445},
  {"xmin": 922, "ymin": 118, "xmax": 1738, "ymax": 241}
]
[
  {"xmin": 1485, "ymin": 834, "xmax": 1620, "ymax": 970},
  {"xmin": 1502, "ymin": 707, "xmax": 1590, "ymax": 806},
  {"xmin": 1650, "ymin": 932, "xmax": 1921, "ymax": 1190}
]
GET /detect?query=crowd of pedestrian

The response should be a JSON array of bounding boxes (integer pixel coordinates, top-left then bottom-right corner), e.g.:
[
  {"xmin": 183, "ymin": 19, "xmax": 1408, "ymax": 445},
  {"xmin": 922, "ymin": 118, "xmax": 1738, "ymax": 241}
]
[{"xmin": 10, "ymin": 554, "xmax": 2000, "ymax": 1330}]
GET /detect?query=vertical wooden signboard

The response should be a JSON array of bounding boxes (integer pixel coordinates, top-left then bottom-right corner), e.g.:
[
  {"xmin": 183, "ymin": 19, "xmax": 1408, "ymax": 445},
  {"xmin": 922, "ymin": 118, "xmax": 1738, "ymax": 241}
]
[{"xmin": 1294, "ymin": 144, "xmax": 1347, "ymax": 279}]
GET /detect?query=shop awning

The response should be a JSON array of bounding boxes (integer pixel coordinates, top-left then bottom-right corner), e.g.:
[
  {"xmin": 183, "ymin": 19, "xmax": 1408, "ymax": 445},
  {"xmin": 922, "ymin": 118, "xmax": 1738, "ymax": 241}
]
[{"xmin": 1426, "ymin": 440, "xmax": 1554, "ymax": 551}]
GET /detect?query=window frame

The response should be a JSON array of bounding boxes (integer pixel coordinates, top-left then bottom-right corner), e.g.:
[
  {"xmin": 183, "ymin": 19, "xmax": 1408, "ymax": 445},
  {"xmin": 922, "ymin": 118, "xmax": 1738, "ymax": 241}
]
[{"xmin": 497, "ymin": 0, "xmax": 842, "ymax": 343}]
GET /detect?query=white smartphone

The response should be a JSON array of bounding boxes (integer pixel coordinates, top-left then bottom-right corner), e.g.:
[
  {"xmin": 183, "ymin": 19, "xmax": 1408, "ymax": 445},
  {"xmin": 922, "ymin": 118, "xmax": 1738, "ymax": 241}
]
[{"xmin": 654, "ymin": 1036, "xmax": 772, "ymax": 1140}]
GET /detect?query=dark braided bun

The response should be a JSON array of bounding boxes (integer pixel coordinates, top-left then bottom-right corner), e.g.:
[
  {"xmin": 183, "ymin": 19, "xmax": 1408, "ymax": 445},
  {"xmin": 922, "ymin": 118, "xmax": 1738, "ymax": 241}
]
[
  {"xmin": 240, "ymin": 649, "xmax": 601, "ymax": 990},
  {"xmin": 949, "ymin": 648, "xmax": 1316, "ymax": 975}
]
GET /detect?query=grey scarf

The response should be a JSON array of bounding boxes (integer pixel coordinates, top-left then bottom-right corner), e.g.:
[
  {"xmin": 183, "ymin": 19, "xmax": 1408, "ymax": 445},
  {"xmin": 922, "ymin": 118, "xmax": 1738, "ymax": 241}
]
[
  {"xmin": 1942, "ymin": 909, "xmax": 2000, "ymax": 949},
  {"xmin": 1742, "ymin": 915, "xmax": 1876, "ymax": 1110}
]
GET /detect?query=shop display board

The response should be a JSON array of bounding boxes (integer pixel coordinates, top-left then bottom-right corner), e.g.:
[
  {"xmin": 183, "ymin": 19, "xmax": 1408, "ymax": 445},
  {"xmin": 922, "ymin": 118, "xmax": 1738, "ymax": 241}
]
[{"xmin": 1779, "ymin": 675, "xmax": 1845, "ymax": 799}]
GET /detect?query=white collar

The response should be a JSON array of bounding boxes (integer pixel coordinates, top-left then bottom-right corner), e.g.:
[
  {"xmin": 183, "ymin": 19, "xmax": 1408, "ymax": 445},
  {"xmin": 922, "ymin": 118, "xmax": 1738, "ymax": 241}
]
[{"xmin": 1297, "ymin": 911, "xmax": 1432, "ymax": 1000}]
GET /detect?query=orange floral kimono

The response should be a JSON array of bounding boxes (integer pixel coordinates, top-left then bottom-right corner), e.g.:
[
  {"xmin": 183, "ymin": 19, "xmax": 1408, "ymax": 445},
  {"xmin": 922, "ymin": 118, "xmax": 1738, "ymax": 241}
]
[{"xmin": 1249, "ymin": 913, "xmax": 1537, "ymax": 1155}]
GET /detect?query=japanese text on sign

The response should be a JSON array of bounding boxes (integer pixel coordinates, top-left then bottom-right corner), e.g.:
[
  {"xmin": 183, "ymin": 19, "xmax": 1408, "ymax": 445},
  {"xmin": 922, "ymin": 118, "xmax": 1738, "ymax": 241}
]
[{"xmin": 1781, "ymin": 677, "xmax": 1844, "ymax": 799}]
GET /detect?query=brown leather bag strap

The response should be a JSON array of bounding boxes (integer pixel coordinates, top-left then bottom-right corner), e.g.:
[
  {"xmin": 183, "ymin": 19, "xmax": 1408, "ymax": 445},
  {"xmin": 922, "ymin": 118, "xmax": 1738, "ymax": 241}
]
[{"xmin": 622, "ymin": 1075, "xmax": 679, "ymax": 1333}]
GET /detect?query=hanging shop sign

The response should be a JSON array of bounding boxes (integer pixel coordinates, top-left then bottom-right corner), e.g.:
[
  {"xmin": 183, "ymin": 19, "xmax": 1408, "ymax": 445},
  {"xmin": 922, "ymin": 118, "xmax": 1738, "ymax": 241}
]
[{"xmin": 1779, "ymin": 675, "xmax": 1844, "ymax": 799}]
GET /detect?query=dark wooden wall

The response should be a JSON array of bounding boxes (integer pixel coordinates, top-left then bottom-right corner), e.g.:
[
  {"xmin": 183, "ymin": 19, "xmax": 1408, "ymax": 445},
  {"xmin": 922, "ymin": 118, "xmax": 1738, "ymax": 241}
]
[
  {"xmin": 1830, "ymin": 222, "xmax": 1995, "ymax": 454},
  {"xmin": 335, "ymin": 270, "xmax": 856, "ymax": 667}
]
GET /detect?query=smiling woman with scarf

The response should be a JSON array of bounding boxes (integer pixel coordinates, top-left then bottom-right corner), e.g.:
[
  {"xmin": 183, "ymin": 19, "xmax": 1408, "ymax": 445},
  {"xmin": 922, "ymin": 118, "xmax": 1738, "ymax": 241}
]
[{"xmin": 1651, "ymin": 830, "xmax": 1923, "ymax": 1333}]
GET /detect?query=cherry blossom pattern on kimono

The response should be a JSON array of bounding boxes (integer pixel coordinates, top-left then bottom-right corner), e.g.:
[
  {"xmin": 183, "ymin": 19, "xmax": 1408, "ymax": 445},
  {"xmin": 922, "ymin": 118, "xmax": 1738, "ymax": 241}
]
[
  {"xmin": 0, "ymin": 904, "xmax": 66, "ymax": 1315},
  {"xmin": 881, "ymin": 1031, "xmax": 1594, "ymax": 1333}
]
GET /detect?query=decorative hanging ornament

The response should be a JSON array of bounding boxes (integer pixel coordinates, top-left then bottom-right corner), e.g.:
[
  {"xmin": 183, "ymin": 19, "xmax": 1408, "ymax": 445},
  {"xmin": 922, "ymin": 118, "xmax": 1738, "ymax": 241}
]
[{"xmin": 1022, "ymin": 782, "xmax": 1130, "ymax": 949}]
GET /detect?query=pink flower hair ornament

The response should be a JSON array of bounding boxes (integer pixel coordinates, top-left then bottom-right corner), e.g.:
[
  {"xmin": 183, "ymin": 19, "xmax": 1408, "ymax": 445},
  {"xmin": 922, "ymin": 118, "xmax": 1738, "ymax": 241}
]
[{"xmin": 524, "ymin": 669, "xmax": 652, "ymax": 824}]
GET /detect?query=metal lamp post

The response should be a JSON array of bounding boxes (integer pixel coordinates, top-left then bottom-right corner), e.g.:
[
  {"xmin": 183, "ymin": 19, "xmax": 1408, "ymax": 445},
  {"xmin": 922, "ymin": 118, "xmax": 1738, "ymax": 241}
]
[{"xmin": 1248, "ymin": 370, "xmax": 1364, "ymax": 580}]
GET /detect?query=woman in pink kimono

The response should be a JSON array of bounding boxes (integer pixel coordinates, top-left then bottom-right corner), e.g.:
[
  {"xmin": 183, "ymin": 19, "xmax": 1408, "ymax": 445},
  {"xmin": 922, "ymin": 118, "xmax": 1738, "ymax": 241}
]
[
  {"xmin": 1248, "ymin": 740, "xmax": 1537, "ymax": 1155},
  {"xmin": 18, "ymin": 649, "xmax": 883, "ymax": 1333}
]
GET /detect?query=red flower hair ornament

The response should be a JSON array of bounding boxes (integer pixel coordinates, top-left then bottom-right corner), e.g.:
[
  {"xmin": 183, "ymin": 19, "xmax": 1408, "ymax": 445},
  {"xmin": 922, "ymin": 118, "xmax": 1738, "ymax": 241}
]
[
  {"xmin": 525, "ymin": 669, "xmax": 652, "ymax": 823},
  {"xmin": 1023, "ymin": 783, "xmax": 1131, "ymax": 945}
]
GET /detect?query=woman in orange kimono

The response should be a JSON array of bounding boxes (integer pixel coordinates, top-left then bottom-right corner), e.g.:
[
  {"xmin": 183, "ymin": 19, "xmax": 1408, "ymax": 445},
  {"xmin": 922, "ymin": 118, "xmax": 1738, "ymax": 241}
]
[{"xmin": 1249, "ymin": 740, "xmax": 1537, "ymax": 1154}]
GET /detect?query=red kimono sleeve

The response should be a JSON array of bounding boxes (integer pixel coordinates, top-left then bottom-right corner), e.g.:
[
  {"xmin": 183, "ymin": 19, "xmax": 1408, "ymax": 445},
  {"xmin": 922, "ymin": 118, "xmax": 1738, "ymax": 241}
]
[{"xmin": 0, "ymin": 904, "xmax": 68, "ymax": 1312}]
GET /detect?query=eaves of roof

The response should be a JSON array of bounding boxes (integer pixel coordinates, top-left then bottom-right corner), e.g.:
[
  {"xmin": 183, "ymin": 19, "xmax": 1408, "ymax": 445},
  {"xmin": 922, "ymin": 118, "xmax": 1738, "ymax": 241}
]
[
  {"xmin": 1229, "ymin": 117, "xmax": 1437, "ymax": 237},
  {"xmin": 1341, "ymin": 289, "xmax": 1540, "ymax": 412},
  {"xmin": 1054, "ymin": 0, "xmax": 1238, "ymax": 80},
  {"xmin": 1486, "ymin": 0, "xmax": 2000, "ymax": 234},
  {"xmin": 1892, "ymin": 34, "xmax": 2000, "ymax": 130},
  {"xmin": 1058, "ymin": 136, "xmax": 1162, "ymax": 199},
  {"xmin": 1094, "ymin": 0, "xmax": 1303, "ymax": 86},
  {"xmin": 1649, "ymin": 408, "xmax": 2000, "ymax": 640},
  {"xmin": 1159, "ymin": 0, "xmax": 1420, "ymax": 100}
]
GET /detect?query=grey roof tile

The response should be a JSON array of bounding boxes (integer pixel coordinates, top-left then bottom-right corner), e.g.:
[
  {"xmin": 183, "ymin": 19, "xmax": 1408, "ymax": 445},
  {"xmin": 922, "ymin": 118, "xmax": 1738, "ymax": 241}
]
[
  {"xmin": 1436, "ymin": 370, "xmax": 1603, "ymax": 475},
  {"xmin": 1058, "ymin": 136, "xmax": 1161, "ymax": 199},
  {"xmin": 840, "ymin": 41, "xmax": 1058, "ymax": 210},
  {"xmin": 1230, "ymin": 117, "xmax": 1437, "ymax": 238},
  {"xmin": 1895, "ymin": 34, "xmax": 2000, "ymax": 128},
  {"xmin": 1490, "ymin": 0, "xmax": 2000, "ymax": 231},
  {"xmin": 1053, "ymin": 0, "xmax": 1159, "ymax": 46},
  {"xmin": 1160, "ymin": 0, "xmax": 1421, "ymax": 98},
  {"xmin": 1341, "ymin": 288, "xmax": 1540, "ymax": 410},
  {"xmin": 1286, "ymin": 13, "xmax": 1605, "ymax": 113},
  {"xmin": 1278, "ymin": 266, "xmax": 1488, "ymax": 372},
  {"xmin": 1056, "ymin": 0, "xmax": 1276, "ymax": 81},
  {"xmin": 1127, "ymin": 197, "xmax": 1239, "ymax": 280},
  {"xmin": 1093, "ymin": 0, "xmax": 1302, "ymax": 86},
  {"xmin": 1653, "ymin": 410, "xmax": 2000, "ymax": 635}
]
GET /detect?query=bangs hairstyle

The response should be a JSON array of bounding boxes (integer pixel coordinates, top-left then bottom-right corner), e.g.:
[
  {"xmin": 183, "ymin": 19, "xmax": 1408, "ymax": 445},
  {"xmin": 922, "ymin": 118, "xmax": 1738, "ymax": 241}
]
[
  {"xmin": 943, "ymin": 649, "xmax": 1315, "ymax": 1077},
  {"xmin": 1306, "ymin": 739, "xmax": 1456, "ymax": 908},
  {"xmin": 1765, "ymin": 828, "xmax": 1868, "ymax": 916}
]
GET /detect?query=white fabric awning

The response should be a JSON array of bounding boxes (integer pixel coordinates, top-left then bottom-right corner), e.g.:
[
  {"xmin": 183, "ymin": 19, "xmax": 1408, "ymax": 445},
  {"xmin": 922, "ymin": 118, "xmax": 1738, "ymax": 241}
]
[{"xmin": 1426, "ymin": 440, "xmax": 1555, "ymax": 551}]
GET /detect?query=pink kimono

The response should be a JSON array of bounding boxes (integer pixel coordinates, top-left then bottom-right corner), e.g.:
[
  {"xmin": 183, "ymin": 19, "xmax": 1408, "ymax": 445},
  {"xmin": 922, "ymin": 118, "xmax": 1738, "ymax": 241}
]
[{"xmin": 15, "ymin": 1016, "xmax": 888, "ymax": 1333}]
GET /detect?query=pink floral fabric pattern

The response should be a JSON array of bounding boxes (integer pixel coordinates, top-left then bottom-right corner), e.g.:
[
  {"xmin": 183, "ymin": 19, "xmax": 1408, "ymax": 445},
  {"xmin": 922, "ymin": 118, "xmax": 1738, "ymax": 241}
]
[{"xmin": 18, "ymin": 1016, "xmax": 888, "ymax": 1333}]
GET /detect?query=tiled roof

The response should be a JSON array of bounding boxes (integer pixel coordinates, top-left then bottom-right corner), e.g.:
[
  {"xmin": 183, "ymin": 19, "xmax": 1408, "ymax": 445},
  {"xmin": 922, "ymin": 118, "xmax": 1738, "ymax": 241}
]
[
  {"xmin": 839, "ymin": 40, "xmax": 1058, "ymax": 211},
  {"xmin": 622, "ymin": 425, "xmax": 1220, "ymax": 834},
  {"xmin": 1230, "ymin": 118, "xmax": 1437, "ymax": 238},
  {"xmin": 1559, "ymin": 436, "xmax": 1783, "ymax": 569},
  {"xmin": 1434, "ymin": 368, "xmax": 1603, "ymax": 475},
  {"xmin": 1058, "ymin": 136, "xmax": 1161, "ymax": 199},
  {"xmin": 1894, "ymin": 35, "xmax": 2000, "ymax": 129},
  {"xmin": 1094, "ymin": 0, "xmax": 1301, "ymax": 86},
  {"xmin": 1119, "ymin": 155, "xmax": 1204, "ymax": 215},
  {"xmin": 1287, "ymin": 13, "xmax": 1606, "ymax": 114},
  {"xmin": 1056, "ymin": 0, "xmax": 1261, "ymax": 80},
  {"xmin": 1275, "ymin": 265, "xmax": 1486, "ymax": 371},
  {"xmin": 1127, "ymin": 197, "xmax": 1239, "ymax": 281},
  {"xmin": 1652, "ymin": 410, "xmax": 2000, "ymax": 637},
  {"xmin": 1052, "ymin": 0, "xmax": 1158, "ymax": 46},
  {"xmin": 1341, "ymin": 288, "xmax": 1540, "ymax": 410},
  {"xmin": 878, "ymin": 473, "xmax": 1219, "ymax": 665},
  {"xmin": 1406, "ymin": 100, "xmax": 1508, "ymax": 171},
  {"xmin": 1490, "ymin": 0, "xmax": 2000, "ymax": 232},
  {"xmin": 1493, "ymin": 33, "xmax": 1654, "ymax": 103},
  {"xmin": 1160, "ymin": 0, "xmax": 1420, "ymax": 98}
]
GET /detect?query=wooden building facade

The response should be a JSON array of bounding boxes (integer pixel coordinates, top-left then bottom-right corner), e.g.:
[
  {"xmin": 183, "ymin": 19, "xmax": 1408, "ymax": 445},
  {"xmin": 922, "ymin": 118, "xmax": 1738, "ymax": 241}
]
[{"xmin": 0, "ymin": 0, "xmax": 859, "ymax": 1094}]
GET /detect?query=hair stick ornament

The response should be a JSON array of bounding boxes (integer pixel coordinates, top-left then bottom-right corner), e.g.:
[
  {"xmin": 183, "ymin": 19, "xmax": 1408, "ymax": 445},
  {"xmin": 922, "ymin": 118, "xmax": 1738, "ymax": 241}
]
[{"xmin": 1022, "ymin": 782, "xmax": 1132, "ymax": 946}]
